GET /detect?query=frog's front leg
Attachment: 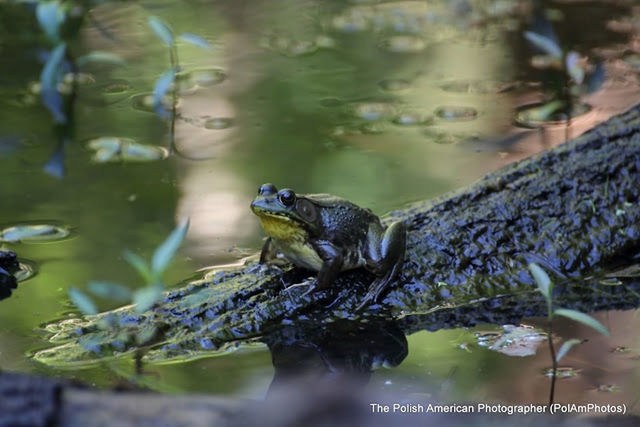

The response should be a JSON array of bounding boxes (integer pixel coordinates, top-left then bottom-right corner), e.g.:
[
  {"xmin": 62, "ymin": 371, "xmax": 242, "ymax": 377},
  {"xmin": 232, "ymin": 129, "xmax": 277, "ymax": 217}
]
[
  {"xmin": 359, "ymin": 221, "xmax": 407, "ymax": 309},
  {"xmin": 302, "ymin": 241, "xmax": 343, "ymax": 295},
  {"xmin": 259, "ymin": 237, "xmax": 278, "ymax": 264}
]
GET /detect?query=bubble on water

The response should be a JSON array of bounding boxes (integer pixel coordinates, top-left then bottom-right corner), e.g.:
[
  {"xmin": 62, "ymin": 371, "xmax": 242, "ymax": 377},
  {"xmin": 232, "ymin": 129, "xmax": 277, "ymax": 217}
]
[
  {"xmin": 392, "ymin": 110, "xmax": 433, "ymax": 126},
  {"xmin": 131, "ymin": 93, "xmax": 178, "ymax": 113},
  {"xmin": 352, "ymin": 102, "xmax": 396, "ymax": 121},
  {"xmin": 103, "ymin": 81, "xmax": 131, "ymax": 94},
  {"xmin": 204, "ymin": 117, "xmax": 234, "ymax": 130},
  {"xmin": 87, "ymin": 137, "xmax": 168, "ymax": 163},
  {"xmin": 423, "ymin": 129, "xmax": 464, "ymax": 145},
  {"xmin": 0, "ymin": 223, "xmax": 72, "ymax": 243},
  {"xmin": 378, "ymin": 78, "xmax": 411, "ymax": 92},
  {"xmin": 435, "ymin": 106, "xmax": 478, "ymax": 121},
  {"xmin": 596, "ymin": 384, "xmax": 621, "ymax": 393},
  {"xmin": 514, "ymin": 102, "xmax": 591, "ymax": 129},
  {"xmin": 542, "ymin": 366, "xmax": 581, "ymax": 379},
  {"xmin": 439, "ymin": 80, "xmax": 500, "ymax": 94},
  {"xmin": 379, "ymin": 35, "xmax": 426, "ymax": 53},
  {"xmin": 332, "ymin": 11, "xmax": 370, "ymax": 33},
  {"xmin": 180, "ymin": 68, "xmax": 227, "ymax": 87}
]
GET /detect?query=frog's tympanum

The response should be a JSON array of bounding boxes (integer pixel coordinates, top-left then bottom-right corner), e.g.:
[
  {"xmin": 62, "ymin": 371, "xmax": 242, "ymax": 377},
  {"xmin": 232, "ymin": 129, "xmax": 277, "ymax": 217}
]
[{"xmin": 251, "ymin": 183, "xmax": 406, "ymax": 309}]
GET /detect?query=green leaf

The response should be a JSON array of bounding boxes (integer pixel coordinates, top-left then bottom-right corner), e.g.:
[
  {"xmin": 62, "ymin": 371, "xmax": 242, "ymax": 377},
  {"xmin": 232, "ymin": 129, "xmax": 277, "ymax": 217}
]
[
  {"xmin": 123, "ymin": 250, "xmax": 152, "ymax": 284},
  {"xmin": 68, "ymin": 287, "xmax": 98, "ymax": 315},
  {"xmin": 40, "ymin": 43, "xmax": 67, "ymax": 123},
  {"xmin": 148, "ymin": 16, "xmax": 174, "ymax": 47},
  {"xmin": 152, "ymin": 68, "xmax": 175, "ymax": 117},
  {"xmin": 36, "ymin": 1, "xmax": 66, "ymax": 43},
  {"xmin": 87, "ymin": 281, "xmax": 132, "ymax": 302},
  {"xmin": 554, "ymin": 309, "xmax": 610, "ymax": 336},
  {"xmin": 77, "ymin": 51, "xmax": 125, "ymax": 68},
  {"xmin": 151, "ymin": 219, "xmax": 190, "ymax": 276},
  {"xmin": 528, "ymin": 263, "xmax": 552, "ymax": 299},
  {"xmin": 524, "ymin": 31, "xmax": 563, "ymax": 59},
  {"xmin": 555, "ymin": 338, "xmax": 583, "ymax": 362},
  {"xmin": 133, "ymin": 284, "xmax": 164, "ymax": 314},
  {"xmin": 565, "ymin": 51, "xmax": 584, "ymax": 85},
  {"xmin": 178, "ymin": 33, "xmax": 211, "ymax": 50}
]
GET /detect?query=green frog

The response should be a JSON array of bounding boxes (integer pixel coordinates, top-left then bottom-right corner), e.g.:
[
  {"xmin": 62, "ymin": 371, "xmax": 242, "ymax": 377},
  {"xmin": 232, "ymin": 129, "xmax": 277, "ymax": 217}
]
[{"xmin": 250, "ymin": 183, "xmax": 406, "ymax": 309}]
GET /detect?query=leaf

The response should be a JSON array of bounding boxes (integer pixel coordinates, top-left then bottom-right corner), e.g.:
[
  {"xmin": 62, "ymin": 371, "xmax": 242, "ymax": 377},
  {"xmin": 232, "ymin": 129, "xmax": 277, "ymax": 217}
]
[
  {"xmin": 87, "ymin": 281, "xmax": 132, "ymax": 302},
  {"xmin": 77, "ymin": 51, "xmax": 125, "ymax": 68},
  {"xmin": 565, "ymin": 51, "xmax": 584, "ymax": 85},
  {"xmin": 585, "ymin": 62, "xmax": 605, "ymax": 94},
  {"xmin": 43, "ymin": 142, "xmax": 65, "ymax": 179},
  {"xmin": 151, "ymin": 219, "xmax": 190, "ymax": 276},
  {"xmin": 36, "ymin": 1, "xmax": 66, "ymax": 43},
  {"xmin": 123, "ymin": 250, "xmax": 152, "ymax": 284},
  {"xmin": 555, "ymin": 338, "xmax": 583, "ymax": 362},
  {"xmin": 524, "ymin": 31, "xmax": 562, "ymax": 59},
  {"xmin": 40, "ymin": 43, "xmax": 67, "ymax": 123},
  {"xmin": 68, "ymin": 287, "xmax": 98, "ymax": 315},
  {"xmin": 133, "ymin": 284, "xmax": 164, "ymax": 314},
  {"xmin": 528, "ymin": 263, "xmax": 552, "ymax": 299},
  {"xmin": 148, "ymin": 16, "xmax": 174, "ymax": 47},
  {"xmin": 554, "ymin": 309, "xmax": 610, "ymax": 336},
  {"xmin": 178, "ymin": 33, "xmax": 211, "ymax": 50},
  {"xmin": 152, "ymin": 68, "xmax": 175, "ymax": 118}
]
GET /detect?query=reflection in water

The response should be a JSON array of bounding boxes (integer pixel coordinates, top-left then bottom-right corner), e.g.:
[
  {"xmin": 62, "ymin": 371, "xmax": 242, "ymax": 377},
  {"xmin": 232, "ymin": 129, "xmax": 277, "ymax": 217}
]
[{"xmin": 265, "ymin": 319, "xmax": 407, "ymax": 394}]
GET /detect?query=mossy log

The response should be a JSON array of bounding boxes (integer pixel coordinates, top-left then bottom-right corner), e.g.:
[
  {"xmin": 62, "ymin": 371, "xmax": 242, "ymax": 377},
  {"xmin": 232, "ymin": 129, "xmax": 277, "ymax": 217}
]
[{"xmin": 34, "ymin": 104, "xmax": 640, "ymax": 366}]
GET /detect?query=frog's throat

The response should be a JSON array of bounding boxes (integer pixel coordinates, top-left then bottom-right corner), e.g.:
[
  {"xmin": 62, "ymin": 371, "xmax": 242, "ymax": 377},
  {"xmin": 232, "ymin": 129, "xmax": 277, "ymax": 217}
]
[{"xmin": 257, "ymin": 213, "xmax": 306, "ymax": 241}]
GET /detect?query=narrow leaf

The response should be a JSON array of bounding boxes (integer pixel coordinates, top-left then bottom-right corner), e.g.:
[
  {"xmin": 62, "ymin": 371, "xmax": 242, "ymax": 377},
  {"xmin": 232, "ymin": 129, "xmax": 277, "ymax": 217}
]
[
  {"xmin": 555, "ymin": 339, "xmax": 583, "ymax": 362},
  {"xmin": 68, "ymin": 287, "xmax": 98, "ymax": 315},
  {"xmin": 565, "ymin": 51, "xmax": 584, "ymax": 84},
  {"xmin": 133, "ymin": 284, "xmax": 164, "ymax": 314},
  {"xmin": 77, "ymin": 51, "xmax": 125, "ymax": 68},
  {"xmin": 152, "ymin": 68, "xmax": 175, "ymax": 118},
  {"xmin": 178, "ymin": 33, "xmax": 211, "ymax": 50},
  {"xmin": 43, "ymin": 142, "xmax": 65, "ymax": 179},
  {"xmin": 524, "ymin": 31, "xmax": 562, "ymax": 59},
  {"xmin": 555, "ymin": 309, "xmax": 610, "ymax": 336},
  {"xmin": 148, "ymin": 16, "xmax": 174, "ymax": 47},
  {"xmin": 151, "ymin": 219, "xmax": 190, "ymax": 275},
  {"xmin": 528, "ymin": 263, "xmax": 552, "ymax": 299},
  {"xmin": 40, "ymin": 43, "xmax": 67, "ymax": 123},
  {"xmin": 123, "ymin": 250, "xmax": 152, "ymax": 283},
  {"xmin": 36, "ymin": 1, "xmax": 65, "ymax": 43},
  {"xmin": 87, "ymin": 281, "xmax": 132, "ymax": 302}
]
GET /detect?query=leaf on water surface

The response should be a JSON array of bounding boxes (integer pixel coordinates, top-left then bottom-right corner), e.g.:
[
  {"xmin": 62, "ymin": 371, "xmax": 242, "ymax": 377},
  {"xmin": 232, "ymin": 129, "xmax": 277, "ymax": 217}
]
[
  {"xmin": 554, "ymin": 308, "xmax": 610, "ymax": 336},
  {"xmin": 69, "ymin": 287, "xmax": 98, "ymax": 315},
  {"xmin": 555, "ymin": 338, "xmax": 583, "ymax": 362},
  {"xmin": 87, "ymin": 281, "xmax": 132, "ymax": 302},
  {"xmin": 148, "ymin": 16, "xmax": 174, "ymax": 47},
  {"xmin": 528, "ymin": 263, "xmax": 552, "ymax": 300},
  {"xmin": 77, "ymin": 51, "xmax": 125, "ymax": 68},
  {"xmin": 151, "ymin": 219, "xmax": 190, "ymax": 276},
  {"xmin": 36, "ymin": 1, "xmax": 66, "ymax": 43},
  {"xmin": 178, "ymin": 33, "xmax": 211, "ymax": 50},
  {"xmin": 524, "ymin": 31, "xmax": 562, "ymax": 59}
]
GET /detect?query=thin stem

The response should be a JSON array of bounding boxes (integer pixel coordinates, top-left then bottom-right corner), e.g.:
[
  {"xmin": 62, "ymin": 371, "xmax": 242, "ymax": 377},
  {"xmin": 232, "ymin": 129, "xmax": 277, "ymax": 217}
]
[{"xmin": 547, "ymin": 318, "xmax": 557, "ymax": 407}]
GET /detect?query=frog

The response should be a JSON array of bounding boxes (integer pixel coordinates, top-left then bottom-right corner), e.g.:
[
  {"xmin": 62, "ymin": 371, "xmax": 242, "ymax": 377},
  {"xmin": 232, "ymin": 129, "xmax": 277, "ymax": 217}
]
[{"xmin": 250, "ymin": 183, "xmax": 406, "ymax": 309}]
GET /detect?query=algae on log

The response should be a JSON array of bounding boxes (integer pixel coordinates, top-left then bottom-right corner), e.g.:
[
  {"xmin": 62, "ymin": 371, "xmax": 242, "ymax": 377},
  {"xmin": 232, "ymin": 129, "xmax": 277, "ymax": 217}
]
[{"xmin": 35, "ymin": 105, "xmax": 640, "ymax": 366}]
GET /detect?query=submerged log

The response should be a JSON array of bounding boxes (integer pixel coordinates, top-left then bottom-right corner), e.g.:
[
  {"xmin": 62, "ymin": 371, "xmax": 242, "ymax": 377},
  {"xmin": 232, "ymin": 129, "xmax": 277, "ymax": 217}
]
[{"xmin": 34, "ymin": 104, "xmax": 640, "ymax": 366}]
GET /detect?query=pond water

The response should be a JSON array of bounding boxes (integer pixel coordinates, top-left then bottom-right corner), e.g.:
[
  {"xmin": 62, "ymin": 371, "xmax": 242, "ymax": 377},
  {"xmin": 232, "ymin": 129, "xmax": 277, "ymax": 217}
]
[{"xmin": 1, "ymin": 0, "xmax": 639, "ymax": 411}]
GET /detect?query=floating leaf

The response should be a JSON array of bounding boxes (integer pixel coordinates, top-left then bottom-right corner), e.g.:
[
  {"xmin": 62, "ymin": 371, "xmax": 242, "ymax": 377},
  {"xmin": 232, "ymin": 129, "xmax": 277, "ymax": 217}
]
[
  {"xmin": 554, "ymin": 309, "xmax": 610, "ymax": 336},
  {"xmin": 123, "ymin": 250, "xmax": 152, "ymax": 284},
  {"xmin": 68, "ymin": 287, "xmax": 98, "ymax": 315},
  {"xmin": 178, "ymin": 33, "xmax": 211, "ymax": 50},
  {"xmin": 528, "ymin": 263, "xmax": 552, "ymax": 299},
  {"xmin": 133, "ymin": 284, "xmax": 164, "ymax": 314},
  {"xmin": 148, "ymin": 16, "xmax": 174, "ymax": 47},
  {"xmin": 151, "ymin": 219, "xmax": 190, "ymax": 276},
  {"xmin": 87, "ymin": 281, "xmax": 132, "ymax": 302},
  {"xmin": 40, "ymin": 43, "xmax": 67, "ymax": 123},
  {"xmin": 36, "ymin": 1, "xmax": 66, "ymax": 43},
  {"xmin": 152, "ymin": 68, "xmax": 175, "ymax": 118},
  {"xmin": 77, "ymin": 51, "xmax": 125, "ymax": 68},
  {"xmin": 524, "ymin": 31, "xmax": 562, "ymax": 59},
  {"xmin": 565, "ymin": 51, "xmax": 584, "ymax": 85},
  {"xmin": 556, "ymin": 338, "xmax": 583, "ymax": 362}
]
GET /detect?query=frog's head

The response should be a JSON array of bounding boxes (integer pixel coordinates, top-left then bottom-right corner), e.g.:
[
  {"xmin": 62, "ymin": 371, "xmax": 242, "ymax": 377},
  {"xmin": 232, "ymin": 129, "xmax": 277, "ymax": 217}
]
[{"xmin": 250, "ymin": 183, "xmax": 320, "ymax": 239}]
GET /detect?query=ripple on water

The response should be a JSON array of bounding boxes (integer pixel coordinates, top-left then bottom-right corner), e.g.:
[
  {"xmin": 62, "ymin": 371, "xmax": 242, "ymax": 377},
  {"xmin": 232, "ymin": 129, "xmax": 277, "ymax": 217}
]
[
  {"xmin": 392, "ymin": 110, "xmax": 433, "ymax": 126},
  {"xmin": 352, "ymin": 102, "xmax": 396, "ymax": 121},
  {"xmin": 379, "ymin": 35, "xmax": 426, "ymax": 53},
  {"xmin": 0, "ymin": 223, "xmax": 72, "ymax": 243},
  {"xmin": 181, "ymin": 68, "xmax": 226, "ymax": 87},
  {"xmin": 435, "ymin": 105, "xmax": 478, "ymax": 121}
]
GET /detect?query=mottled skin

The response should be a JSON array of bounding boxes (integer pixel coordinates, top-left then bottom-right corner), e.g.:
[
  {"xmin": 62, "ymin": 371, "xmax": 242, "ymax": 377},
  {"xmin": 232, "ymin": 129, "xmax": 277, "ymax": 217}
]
[{"xmin": 250, "ymin": 183, "xmax": 406, "ymax": 308}]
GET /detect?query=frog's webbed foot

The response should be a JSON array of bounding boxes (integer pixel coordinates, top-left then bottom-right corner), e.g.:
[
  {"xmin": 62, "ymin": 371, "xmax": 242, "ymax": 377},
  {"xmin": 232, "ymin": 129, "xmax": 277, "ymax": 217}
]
[{"xmin": 358, "ymin": 221, "xmax": 406, "ymax": 311}]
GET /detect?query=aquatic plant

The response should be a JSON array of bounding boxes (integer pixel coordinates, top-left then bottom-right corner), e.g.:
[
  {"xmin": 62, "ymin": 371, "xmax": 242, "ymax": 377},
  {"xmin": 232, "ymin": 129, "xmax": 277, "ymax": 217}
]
[
  {"xmin": 528, "ymin": 263, "xmax": 609, "ymax": 406},
  {"xmin": 68, "ymin": 219, "xmax": 189, "ymax": 375}
]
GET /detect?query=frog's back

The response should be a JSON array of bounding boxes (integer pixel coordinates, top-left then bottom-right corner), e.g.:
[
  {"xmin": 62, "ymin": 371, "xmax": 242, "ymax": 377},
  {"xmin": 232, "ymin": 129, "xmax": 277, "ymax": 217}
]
[{"xmin": 307, "ymin": 194, "xmax": 379, "ymax": 245}]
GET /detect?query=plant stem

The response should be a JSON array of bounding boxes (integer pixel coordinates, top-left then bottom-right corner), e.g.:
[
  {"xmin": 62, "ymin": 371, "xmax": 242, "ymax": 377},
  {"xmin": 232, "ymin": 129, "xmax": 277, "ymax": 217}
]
[{"xmin": 547, "ymin": 319, "xmax": 557, "ymax": 407}]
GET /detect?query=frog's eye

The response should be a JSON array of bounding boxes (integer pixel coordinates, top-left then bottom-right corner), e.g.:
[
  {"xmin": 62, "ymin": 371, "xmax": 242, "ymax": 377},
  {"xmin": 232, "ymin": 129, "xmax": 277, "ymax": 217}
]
[
  {"xmin": 277, "ymin": 189, "xmax": 296, "ymax": 207},
  {"xmin": 296, "ymin": 199, "xmax": 317, "ymax": 222},
  {"xmin": 258, "ymin": 183, "xmax": 277, "ymax": 196}
]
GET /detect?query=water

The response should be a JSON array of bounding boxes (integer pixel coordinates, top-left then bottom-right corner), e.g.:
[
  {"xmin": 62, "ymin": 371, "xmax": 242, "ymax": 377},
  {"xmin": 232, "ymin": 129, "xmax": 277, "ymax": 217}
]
[{"xmin": 1, "ymin": 0, "xmax": 639, "ymax": 409}]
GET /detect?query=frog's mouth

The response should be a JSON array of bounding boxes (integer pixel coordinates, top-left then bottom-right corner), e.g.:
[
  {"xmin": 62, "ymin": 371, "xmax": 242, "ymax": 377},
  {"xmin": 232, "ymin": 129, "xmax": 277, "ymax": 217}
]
[{"xmin": 251, "ymin": 206, "xmax": 306, "ymax": 240}]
